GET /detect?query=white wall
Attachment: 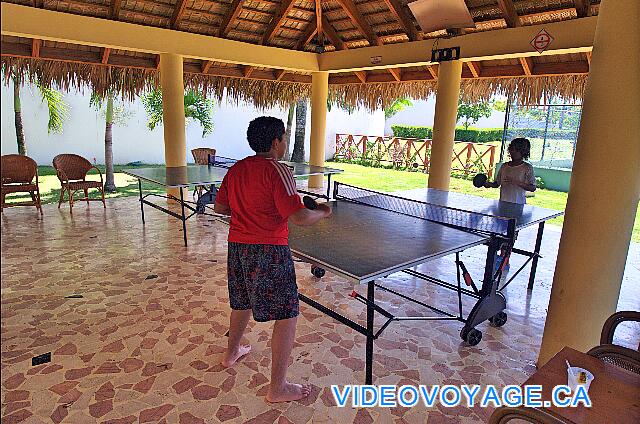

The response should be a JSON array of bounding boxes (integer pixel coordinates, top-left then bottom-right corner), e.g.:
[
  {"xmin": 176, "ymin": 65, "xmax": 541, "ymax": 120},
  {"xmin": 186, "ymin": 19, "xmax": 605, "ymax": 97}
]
[
  {"xmin": 1, "ymin": 82, "xmax": 383, "ymax": 165},
  {"xmin": 384, "ymin": 97, "xmax": 506, "ymax": 136}
]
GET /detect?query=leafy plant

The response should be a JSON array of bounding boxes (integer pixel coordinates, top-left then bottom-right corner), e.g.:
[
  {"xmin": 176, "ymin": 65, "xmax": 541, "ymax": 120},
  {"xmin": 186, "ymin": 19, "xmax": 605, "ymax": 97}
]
[
  {"xmin": 457, "ymin": 100, "xmax": 492, "ymax": 130},
  {"xmin": 142, "ymin": 89, "xmax": 214, "ymax": 137},
  {"xmin": 384, "ymin": 98, "xmax": 413, "ymax": 119}
]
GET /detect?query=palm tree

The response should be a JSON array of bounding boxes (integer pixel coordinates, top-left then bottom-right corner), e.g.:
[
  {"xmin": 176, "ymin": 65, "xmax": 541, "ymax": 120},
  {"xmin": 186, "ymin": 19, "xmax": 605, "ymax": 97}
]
[
  {"xmin": 90, "ymin": 92, "xmax": 119, "ymax": 192},
  {"xmin": 291, "ymin": 99, "xmax": 307, "ymax": 163},
  {"xmin": 283, "ymin": 103, "xmax": 295, "ymax": 161},
  {"xmin": 141, "ymin": 88, "xmax": 214, "ymax": 136},
  {"xmin": 12, "ymin": 74, "xmax": 69, "ymax": 156}
]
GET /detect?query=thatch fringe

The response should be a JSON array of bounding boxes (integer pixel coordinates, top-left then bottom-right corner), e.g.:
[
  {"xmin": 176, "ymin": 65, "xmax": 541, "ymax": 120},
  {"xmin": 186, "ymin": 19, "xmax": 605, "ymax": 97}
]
[{"xmin": 2, "ymin": 57, "xmax": 588, "ymax": 109}]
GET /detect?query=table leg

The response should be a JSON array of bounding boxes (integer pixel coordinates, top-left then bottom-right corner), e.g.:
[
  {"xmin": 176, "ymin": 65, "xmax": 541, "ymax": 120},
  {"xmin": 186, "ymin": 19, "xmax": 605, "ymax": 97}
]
[
  {"xmin": 326, "ymin": 174, "xmax": 332, "ymax": 199},
  {"xmin": 180, "ymin": 188, "xmax": 188, "ymax": 247},
  {"xmin": 528, "ymin": 222, "xmax": 545, "ymax": 290},
  {"xmin": 365, "ymin": 281, "xmax": 375, "ymax": 385},
  {"xmin": 138, "ymin": 179, "xmax": 145, "ymax": 224}
]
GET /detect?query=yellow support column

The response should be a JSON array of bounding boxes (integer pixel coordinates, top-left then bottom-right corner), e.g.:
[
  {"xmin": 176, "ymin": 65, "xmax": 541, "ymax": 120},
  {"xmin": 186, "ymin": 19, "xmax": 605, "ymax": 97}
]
[
  {"xmin": 538, "ymin": 0, "xmax": 640, "ymax": 366},
  {"xmin": 428, "ymin": 60, "xmax": 463, "ymax": 190},
  {"xmin": 309, "ymin": 72, "xmax": 329, "ymax": 189},
  {"xmin": 159, "ymin": 53, "xmax": 187, "ymax": 199}
]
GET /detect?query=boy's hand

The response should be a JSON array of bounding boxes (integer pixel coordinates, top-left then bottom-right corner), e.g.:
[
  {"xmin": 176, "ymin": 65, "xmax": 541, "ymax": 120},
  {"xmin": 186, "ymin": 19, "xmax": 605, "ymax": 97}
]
[{"xmin": 317, "ymin": 203, "xmax": 332, "ymax": 217}]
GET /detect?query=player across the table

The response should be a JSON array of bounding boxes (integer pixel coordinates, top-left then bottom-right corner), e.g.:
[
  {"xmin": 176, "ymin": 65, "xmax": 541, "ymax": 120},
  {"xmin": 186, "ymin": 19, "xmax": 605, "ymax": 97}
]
[
  {"xmin": 123, "ymin": 158, "xmax": 343, "ymax": 246},
  {"xmin": 286, "ymin": 182, "xmax": 562, "ymax": 383}
]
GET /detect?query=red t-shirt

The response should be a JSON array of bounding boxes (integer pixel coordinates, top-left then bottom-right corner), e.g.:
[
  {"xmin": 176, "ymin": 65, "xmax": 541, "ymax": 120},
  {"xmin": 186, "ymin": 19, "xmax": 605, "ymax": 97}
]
[{"xmin": 215, "ymin": 155, "xmax": 304, "ymax": 245}]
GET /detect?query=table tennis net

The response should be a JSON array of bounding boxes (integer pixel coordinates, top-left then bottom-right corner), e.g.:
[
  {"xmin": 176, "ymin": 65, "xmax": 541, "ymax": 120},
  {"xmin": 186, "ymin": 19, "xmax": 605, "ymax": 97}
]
[{"xmin": 335, "ymin": 183, "xmax": 513, "ymax": 236}]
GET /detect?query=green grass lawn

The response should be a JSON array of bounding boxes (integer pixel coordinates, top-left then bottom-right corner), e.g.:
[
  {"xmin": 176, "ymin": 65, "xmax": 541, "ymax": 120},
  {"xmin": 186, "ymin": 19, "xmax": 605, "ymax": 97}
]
[{"xmin": 5, "ymin": 162, "xmax": 639, "ymax": 242}]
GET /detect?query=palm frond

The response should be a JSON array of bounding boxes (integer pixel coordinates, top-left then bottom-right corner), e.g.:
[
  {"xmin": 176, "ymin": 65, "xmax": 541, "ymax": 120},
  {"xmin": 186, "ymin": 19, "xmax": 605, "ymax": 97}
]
[{"xmin": 36, "ymin": 82, "xmax": 69, "ymax": 134}]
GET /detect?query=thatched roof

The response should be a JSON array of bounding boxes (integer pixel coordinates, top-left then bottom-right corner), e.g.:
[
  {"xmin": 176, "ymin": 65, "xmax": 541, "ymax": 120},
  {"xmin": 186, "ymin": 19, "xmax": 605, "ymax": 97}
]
[{"xmin": 1, "ymin": 0, "xmax": 599, "ymax": 108}]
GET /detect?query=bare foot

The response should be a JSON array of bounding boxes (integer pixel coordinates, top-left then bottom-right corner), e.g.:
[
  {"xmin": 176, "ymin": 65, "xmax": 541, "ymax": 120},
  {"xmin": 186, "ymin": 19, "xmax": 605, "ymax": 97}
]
[
  {"xmin": 265, "ymin": 382, "xmax": 312, "ymax": 403},
  {"xmin": 221, "ymin": 345, "xmax": 251, "ymax": 367}
]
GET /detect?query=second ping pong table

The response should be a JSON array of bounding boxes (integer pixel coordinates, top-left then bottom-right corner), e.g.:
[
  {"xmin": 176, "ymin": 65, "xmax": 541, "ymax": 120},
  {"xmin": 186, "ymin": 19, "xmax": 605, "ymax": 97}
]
[
  {"xmin": 123, "ymin": 158, "xmax": 343, "ymax": 246},
  {"xmin": 287, "ymin": 182, "xmax": 563, "ymax": 384}
]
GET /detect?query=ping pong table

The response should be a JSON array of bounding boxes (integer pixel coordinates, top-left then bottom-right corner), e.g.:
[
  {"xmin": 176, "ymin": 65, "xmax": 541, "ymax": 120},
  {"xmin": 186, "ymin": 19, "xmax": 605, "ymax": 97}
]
[
  {"xmin": 287, "ymin": 182, "xmax": 563, "ymax": 384},
  {"xmin": 123, "ymin": 157, "xmax": 343, "ymax": 246}
]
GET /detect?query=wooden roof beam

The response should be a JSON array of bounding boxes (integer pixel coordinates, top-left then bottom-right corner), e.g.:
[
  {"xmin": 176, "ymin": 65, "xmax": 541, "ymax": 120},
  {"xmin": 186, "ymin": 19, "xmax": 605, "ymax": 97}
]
[
  {"xmin": 425, "ymin": 65, "xmax": 437, "ymax": 79},
  {"xmin": 354, "ymin": 70, "xmax": 367, "ymax": 83},
  {"xmin": 262, "ymin": 0, "xmax": 296, "ymax": 45},
  {"xmin": 315, "ymin": 0, "xmax": 323, "ymax": 49},
  {"xmin": 219, "ymin": 0, "xmax": 244, "ymax": 38},
  {"xmin": 466, "ymin": 61, "xmax": 482, "ymax": 78},
  {"xmin": 31, "ymin": 39, "xmax": 41, "ymax": 57},
  {"xmin": 519, "ymin": 56, "xmax": 534, "ymax": 75},
  {"xmin": 109, "ymin": 0, "xmax": 122, "ymax": 20},
  {"xmin": 585, "ymin": 51, "xmax": 592, "ymax": 67},
  {"xmin": 170, "ymin": 0, "xmax": 189, "ymax": 30},
  {"xmin": 334, "ymin": 0, "xmax": 382, "ymax": 46},
  {"xmin": 497, "ymin": 0, "xmax": 520, "ymax": 28},
  {"xmin": 274, "ymin": 69, "xmax": 287, "ymax": 80},
  {"xmin": 381, "ymin": 0, "xmax": 419, "ymax": 41},
  {"xmin": 243, "ymin": 65, "xmax": 254, "ymax": 77},
  {"xmin": 201, "ymin": 60, "xmax": 213, "ymax": 73},
  {"xmin": 296, "ymin": 16, "xmax": 317, "ymax": 50},
  {"xmin": 574, "ymin": 0, "xmax": 592, "ymax": 18},
  {"xmin": 102, "ymin": 47, "xmax": 111, "ymax": 64},
  {"xmin": 388, "ymin": 67, "xmax": 401, "ymax": 81},
  {"xmin": 322, "ymin": 16, "xmax": 345, "ymax": 51}
]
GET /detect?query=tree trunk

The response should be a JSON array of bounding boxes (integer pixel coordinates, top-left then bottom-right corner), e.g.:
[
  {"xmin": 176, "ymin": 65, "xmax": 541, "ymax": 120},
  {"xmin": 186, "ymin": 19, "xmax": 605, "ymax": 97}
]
[
  {"xmin": 291, "ymin": 99, "xmax": 307, "ymax": 163},
  {"xmin": 104, "ymin": 93, "xmax": 116, "ymax": 192},
  {"xmin": 283, "ymin": 103, "xmax": 295, "ymax": 161},
  {"xmin": 13, "ymin": 76, "xmax": 26, "ymax": 156}
]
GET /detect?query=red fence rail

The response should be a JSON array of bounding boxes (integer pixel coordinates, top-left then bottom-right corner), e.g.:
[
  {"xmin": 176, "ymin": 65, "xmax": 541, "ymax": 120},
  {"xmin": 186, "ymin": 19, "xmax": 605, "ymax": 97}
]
[{"xmin": 335, "ymin": 134, "xmax": 497, "ymax": 178}]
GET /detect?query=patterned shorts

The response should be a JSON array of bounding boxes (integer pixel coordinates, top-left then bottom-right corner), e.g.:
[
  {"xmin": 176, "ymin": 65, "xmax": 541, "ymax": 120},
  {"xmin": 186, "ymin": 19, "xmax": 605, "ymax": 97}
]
[{"xmin": 227, "ymin": 242, "xmax": 299, "ymax": 322}]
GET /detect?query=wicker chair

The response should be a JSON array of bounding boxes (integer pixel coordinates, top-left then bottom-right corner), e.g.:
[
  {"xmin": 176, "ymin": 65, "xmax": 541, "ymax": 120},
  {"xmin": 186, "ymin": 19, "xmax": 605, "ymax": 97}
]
[
  {"xmin": 1, "ymin": 154, "xmax": 42, "ymax": 214},
  {"xmin": 52, "ymin": 154, "xmax": 106, "ymax": 212},
  {"xmin": 587, "ymin": 311, "xmax": 640, "ymax": 374},
  {"xmin": 191, "ymin": 148, "xmax": 216, "ymax": 198},
  {"xmin": 191, "ymin": 148, "xmax": 216, "ymax": 165},
  {"xmin": 488, "ymin": 406, "xmax": 568, "ymax": 423}
]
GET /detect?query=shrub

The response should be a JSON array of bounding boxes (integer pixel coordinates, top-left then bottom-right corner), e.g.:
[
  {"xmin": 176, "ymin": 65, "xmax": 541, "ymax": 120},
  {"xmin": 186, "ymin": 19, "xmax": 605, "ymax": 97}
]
[{"xmin": 391, "ymin": 125, "xmax": 502, "ymax": 143}]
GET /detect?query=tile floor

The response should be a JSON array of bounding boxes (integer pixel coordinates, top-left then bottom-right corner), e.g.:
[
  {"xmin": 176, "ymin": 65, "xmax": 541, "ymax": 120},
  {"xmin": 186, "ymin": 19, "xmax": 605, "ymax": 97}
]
[{"xmin": 1, "ymin": 193, "xmax": 638, "ymax": 424}]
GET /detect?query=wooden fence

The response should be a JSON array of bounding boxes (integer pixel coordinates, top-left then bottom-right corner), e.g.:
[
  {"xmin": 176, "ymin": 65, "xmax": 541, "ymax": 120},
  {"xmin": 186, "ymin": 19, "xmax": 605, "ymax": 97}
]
[{"xmin": 335, "ymin": 134, "xmax": 497, "ymax": 178}]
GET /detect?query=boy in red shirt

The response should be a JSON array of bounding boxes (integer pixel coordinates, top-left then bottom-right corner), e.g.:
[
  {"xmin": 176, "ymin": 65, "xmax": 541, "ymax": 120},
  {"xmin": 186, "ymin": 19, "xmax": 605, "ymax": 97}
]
[{"xmin": 214, "ymin": 116, "xmax": 331, "ymax": 402}]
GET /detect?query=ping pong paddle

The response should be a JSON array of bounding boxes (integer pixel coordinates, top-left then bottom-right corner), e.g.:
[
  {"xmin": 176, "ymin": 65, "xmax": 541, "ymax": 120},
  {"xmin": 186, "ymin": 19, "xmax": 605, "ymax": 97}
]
[
  {"xmin": 303, "ymin": 196, "xmax": 318, "ymax": 210},
  {"xmin": 473, "ymin": 173, "xmax": 488, "ymax": 188}
]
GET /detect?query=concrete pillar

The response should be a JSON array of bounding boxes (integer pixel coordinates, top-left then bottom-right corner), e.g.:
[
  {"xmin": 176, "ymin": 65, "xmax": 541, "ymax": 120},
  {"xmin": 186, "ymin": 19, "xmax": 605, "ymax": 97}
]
[
  {"xmin": 309, "ymin": 72, "xmax": 329, "ymax": 188},
  {"xmin": 159, "ymin": 53, "xmax": 187, "ymax": 199},
  {"xmin": 428, "ymin": 60, "xmax": 463, "ymax": 190},
  {"xmin": 537, "ymin": 0, "xmax": 640, "ymax": 366}
]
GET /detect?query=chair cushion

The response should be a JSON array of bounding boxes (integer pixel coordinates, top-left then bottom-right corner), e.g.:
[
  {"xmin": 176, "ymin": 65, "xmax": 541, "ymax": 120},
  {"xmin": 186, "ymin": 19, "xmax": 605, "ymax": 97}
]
[{"xmin": 64, "ymin": 181, "xmax": 103, "ymax": 190}]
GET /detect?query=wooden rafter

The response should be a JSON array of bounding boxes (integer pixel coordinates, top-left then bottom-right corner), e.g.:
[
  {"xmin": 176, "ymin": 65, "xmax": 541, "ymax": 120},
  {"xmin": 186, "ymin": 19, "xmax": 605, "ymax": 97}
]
[
  {"xmin": 262, "ymin": 0, "xmax": 296, "ymax": 45},
  {"xmin": 574, "ymin": 0, "xmax": 591, "ymax": 18},
  {"xmin": 519, "ymin": 56, "xmax": 534, "ymax": 75},
  {"xmin": 322, "ymin": 16, "xmax": 344, "ymax": 51},
  {"xmin": 466, "ymin": 61, "xmax": 482, "ymax": 78},
  {"xmin": 219, "ymin": 0, "xmax": 244, "ymax": 38},
  {"xmin": 585, "ymin": 51, "xmax": 592, "ymax": 67},
  {"xmin": 354, "ymin": 71, "xmax": 367, "ymax": 83},
  {"xmin": 315, "ymin": 0, "xmax": 324, "ymax": 48},
  {"xmin": 274, "ymin": 69, "xmax": 287, "ymax": 80},
  {"xmin": 380, "ymin": 0, "xmax": 418, "ymax": 41},
  {"xmin": 497, "ymin": 0, "xmax": 520, "ymax": 28},
  {"xmin": 425, "ymin": 65, "xmax": 437, "ymax": 79},
  {"xmin": 101, "ymin": 48, "xmax": 111, "ymax": 64},
  {"xmin": 243, "ymin": 65, "xmax": 255, "ymax": 78},
  {"xmin": 388, "ymin": 68, "xmax": 401, "ymax": 81},
  {"xmin": 31, "ymin": 39, "xmax": 42, "ymax": 58},
  {"xmin": 201, "ymin": 60, "xmax": 213, "ymax": 73},
  {"xmin": 170, "ymin": 0, "xmax": 189, "ymax": 29},
  {"xmin": 32, "ymin": 0, "xmax": 43, "ymax": 7},
  {"xmin": 334, "ymin": 0, "xmax": 382, "ymax": 46},
  {"xmin": 296, "ymin": 16, "xmax": 317, "ymax": 50},
  {"xmin": 109, "ymin": 0, "xmax": 122, "ymax": 20}
]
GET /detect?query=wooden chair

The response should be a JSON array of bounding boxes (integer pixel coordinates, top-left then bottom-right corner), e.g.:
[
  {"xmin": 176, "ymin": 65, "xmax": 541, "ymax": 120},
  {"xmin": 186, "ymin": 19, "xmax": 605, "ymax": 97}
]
[
  {"xmin": 488, "ymin": 406, "xmax": 568, "ymax": 423},
  {"xmin": 1, "ymin": 154, "xmax": 43, "ymax": 214},
  {"xmin": 191, "ymin": 148, "xmax": 216, "ymax": 199},
  {"xmin": 52, "ymin": 154, "xmax": 106, "ymax": 212},
  {"xmin": 191, "ymin": 148, "xmax": 216, "ymax": 165},
  {"xmin": 587, "ymin": 311, "xmax": 640, "ymax": 375}
]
